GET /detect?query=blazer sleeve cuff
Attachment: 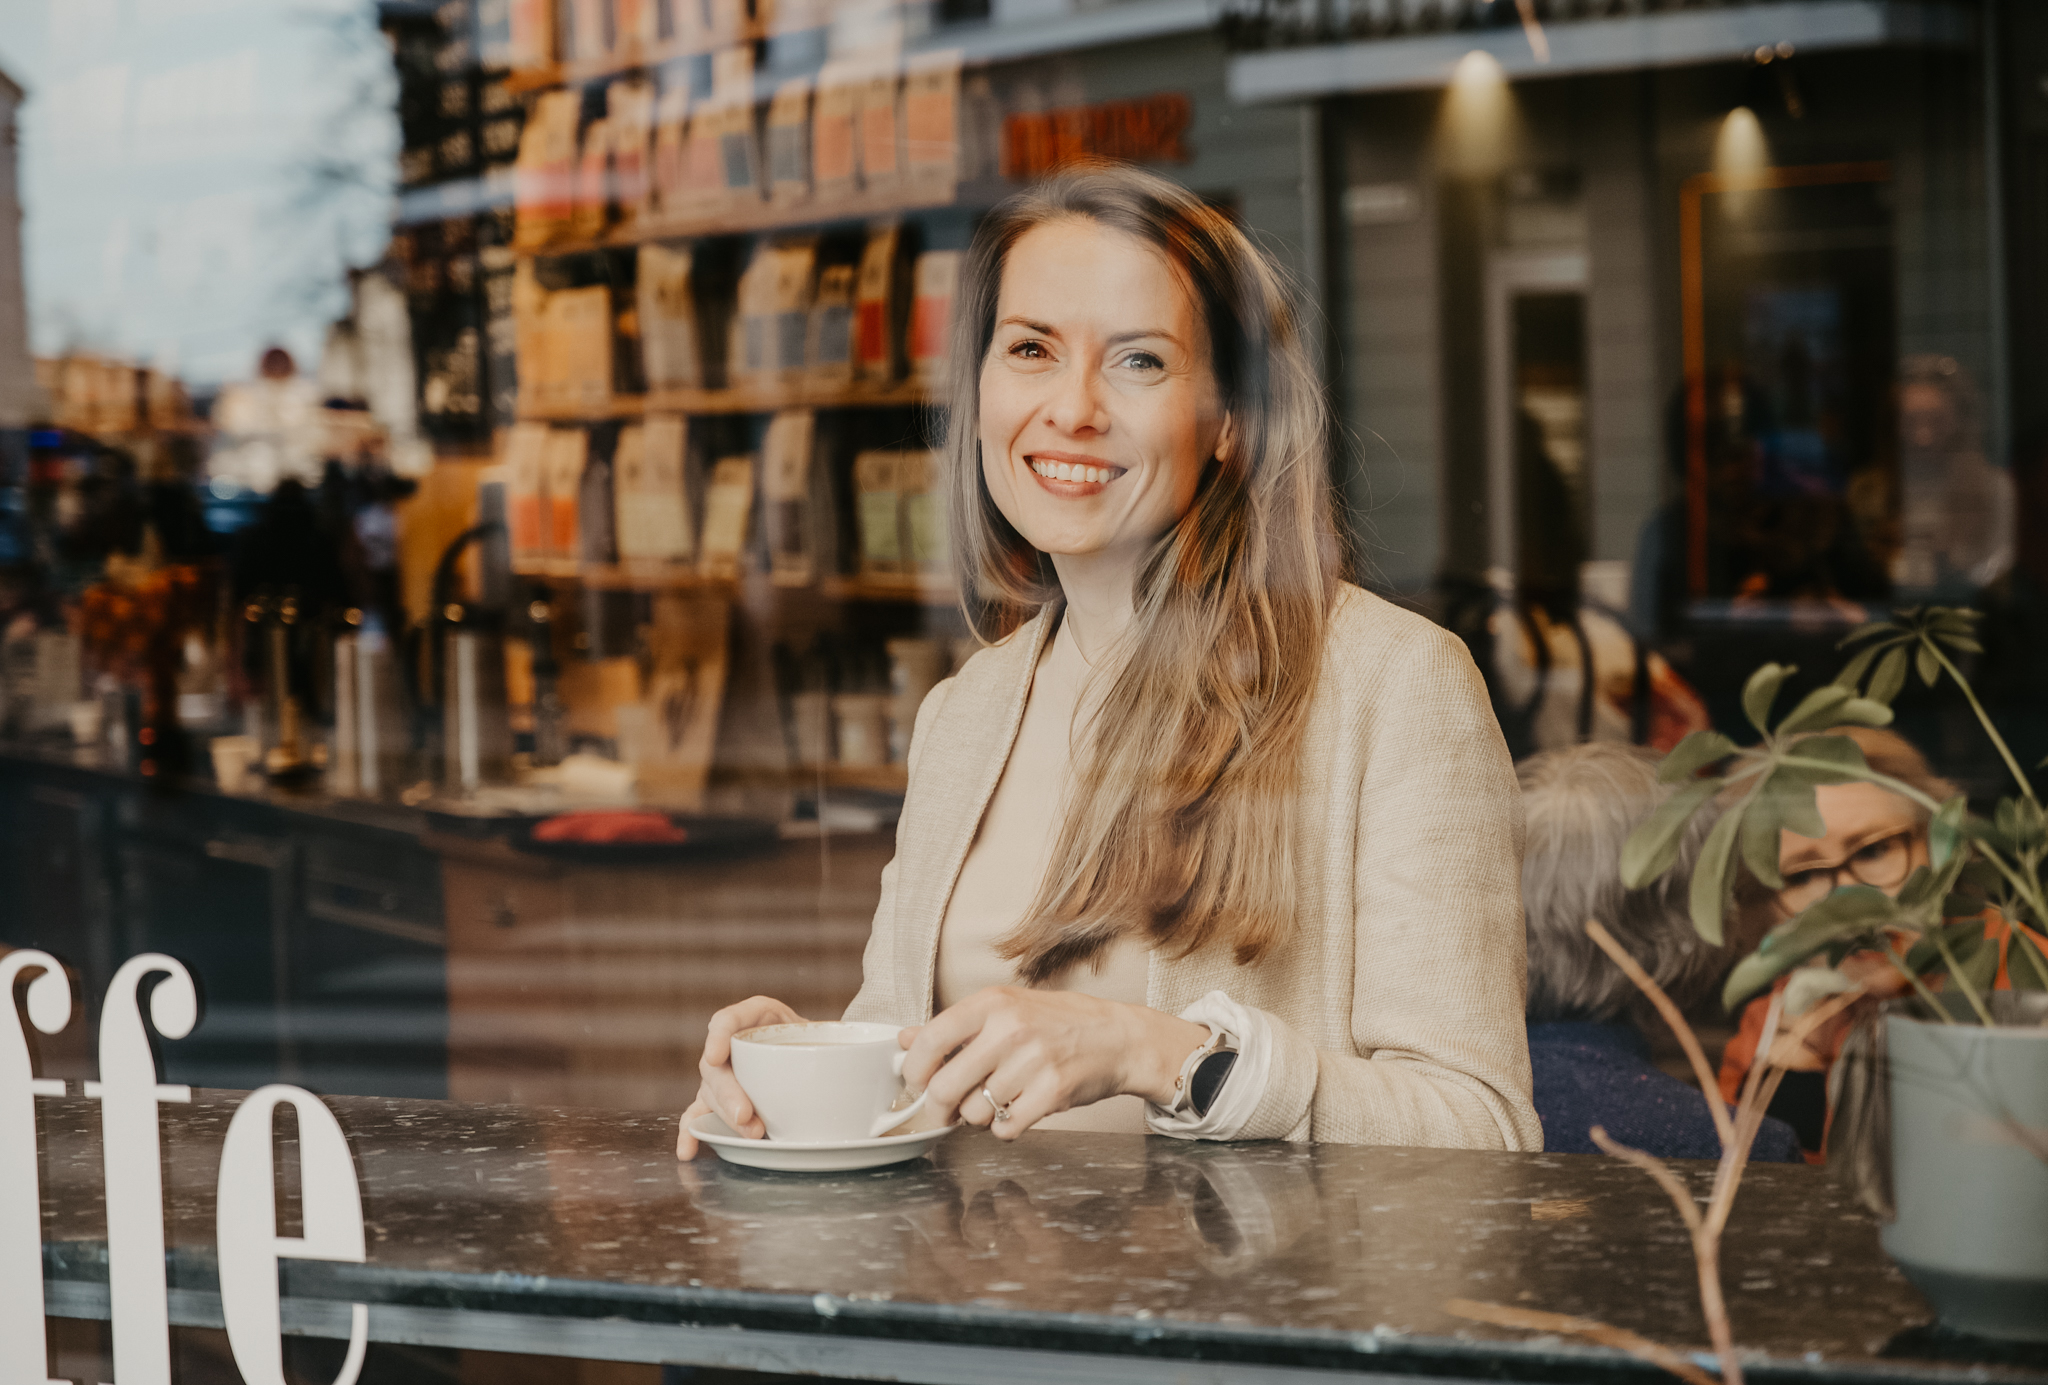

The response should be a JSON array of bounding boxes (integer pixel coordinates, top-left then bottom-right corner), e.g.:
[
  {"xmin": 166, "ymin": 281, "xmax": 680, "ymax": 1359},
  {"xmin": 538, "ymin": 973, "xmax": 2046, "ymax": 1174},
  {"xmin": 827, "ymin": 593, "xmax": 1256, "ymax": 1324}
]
[{"xmin": 1144, "ymin": 992, "xmax": 1317, "ymax": 1141}]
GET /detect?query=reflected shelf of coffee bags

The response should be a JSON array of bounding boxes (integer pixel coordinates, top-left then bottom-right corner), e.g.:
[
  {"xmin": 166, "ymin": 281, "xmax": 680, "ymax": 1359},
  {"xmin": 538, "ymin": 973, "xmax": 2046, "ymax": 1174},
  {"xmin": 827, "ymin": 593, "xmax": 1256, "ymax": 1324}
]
[
  {"xmin": 814, "ymin": 762, "xmax": 911, "ymax": 792},
  {"xmin": 508, "ymin": 564, "xmax": 954, "ymax": 606},
  {"xmin": 510, "ymin": 561, "xmax": 737, "ymax": 590},
  {"xmin": 512, "ymin": 184, "xmax": 966, "ymax": 260},
  {"xmin": 818, "ymin": 573, "xmax": 959, "ymax": 606},
  {"xmin": 499, "ymin": 23, "xmax": 785, "ymax": 97},
  {"xmin": 517, "ymin": 381, "xmax": 936, "ymax": 421}
]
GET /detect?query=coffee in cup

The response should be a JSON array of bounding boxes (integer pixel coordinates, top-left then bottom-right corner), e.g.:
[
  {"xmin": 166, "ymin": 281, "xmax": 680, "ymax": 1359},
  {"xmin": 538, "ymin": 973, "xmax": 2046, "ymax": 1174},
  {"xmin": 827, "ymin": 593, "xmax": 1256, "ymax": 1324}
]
[{"xmin": 729, "ymin": 1021, "xmax": 931, "ymax": 1143}]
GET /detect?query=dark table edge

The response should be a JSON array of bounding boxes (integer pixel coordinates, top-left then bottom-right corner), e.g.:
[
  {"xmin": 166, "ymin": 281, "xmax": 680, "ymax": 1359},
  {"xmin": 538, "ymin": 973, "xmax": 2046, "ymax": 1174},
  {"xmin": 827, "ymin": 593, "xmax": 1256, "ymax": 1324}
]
[{"xmin": 40, "ymin": 1244, "xmax": 2048, "ymax": 1385}]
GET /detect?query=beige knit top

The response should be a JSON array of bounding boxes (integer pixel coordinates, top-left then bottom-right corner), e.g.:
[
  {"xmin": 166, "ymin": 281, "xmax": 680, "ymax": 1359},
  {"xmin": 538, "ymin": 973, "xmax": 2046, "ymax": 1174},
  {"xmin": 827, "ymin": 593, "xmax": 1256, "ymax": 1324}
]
[
  {"xmin": 845, "ymin": 583, "xmax": 1541, "ymax": 1149},
  {"xmin": 934, "ymin": 614, "xmax": 1151, "ymax": 1133}
]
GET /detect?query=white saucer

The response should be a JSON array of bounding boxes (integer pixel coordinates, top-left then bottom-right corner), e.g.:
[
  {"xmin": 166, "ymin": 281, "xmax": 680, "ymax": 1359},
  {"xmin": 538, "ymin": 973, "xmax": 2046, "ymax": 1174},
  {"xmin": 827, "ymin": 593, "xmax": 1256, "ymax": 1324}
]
[{"xmin": 688, "ymin": 1112, "xmax": 958, "ymax": 1172}]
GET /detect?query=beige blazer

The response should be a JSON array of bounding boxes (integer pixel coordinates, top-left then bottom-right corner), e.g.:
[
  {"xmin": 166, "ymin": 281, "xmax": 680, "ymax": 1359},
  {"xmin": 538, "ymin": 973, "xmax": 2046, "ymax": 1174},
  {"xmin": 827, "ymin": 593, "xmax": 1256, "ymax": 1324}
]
[{"xmin": 844, "ymin": 584, "xmax": 1542, "ymax": 1150}]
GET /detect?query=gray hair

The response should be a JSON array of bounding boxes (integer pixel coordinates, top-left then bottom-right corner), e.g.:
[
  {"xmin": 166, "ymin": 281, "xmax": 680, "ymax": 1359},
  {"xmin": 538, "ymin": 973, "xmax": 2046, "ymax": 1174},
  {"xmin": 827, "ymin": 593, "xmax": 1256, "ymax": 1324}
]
[{"xmin": 1519, "ymin": 742, "xmax": 1722, "ymax": 1023}]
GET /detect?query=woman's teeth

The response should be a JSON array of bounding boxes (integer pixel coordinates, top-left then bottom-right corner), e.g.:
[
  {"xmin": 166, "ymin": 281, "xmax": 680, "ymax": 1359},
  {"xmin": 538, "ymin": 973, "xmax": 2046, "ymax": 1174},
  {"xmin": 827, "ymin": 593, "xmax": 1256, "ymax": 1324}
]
[{"xmin": 1030, "ymin": 460, "xmax": 1119, "ymax": 484}]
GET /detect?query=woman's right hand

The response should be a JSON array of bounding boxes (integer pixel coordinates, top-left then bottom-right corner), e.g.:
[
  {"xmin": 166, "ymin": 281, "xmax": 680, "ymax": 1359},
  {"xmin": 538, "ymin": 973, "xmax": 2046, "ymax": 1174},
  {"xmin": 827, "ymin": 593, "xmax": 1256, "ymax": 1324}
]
[{"xmin": 676, "ymin": 995, "xmax": 808, "ymax": 1159}]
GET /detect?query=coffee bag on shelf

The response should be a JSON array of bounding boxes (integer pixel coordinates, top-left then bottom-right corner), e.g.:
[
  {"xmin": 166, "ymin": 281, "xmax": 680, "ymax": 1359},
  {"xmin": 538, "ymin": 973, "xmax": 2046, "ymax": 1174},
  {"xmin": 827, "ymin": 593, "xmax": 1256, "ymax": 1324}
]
[
  {"xmin": 699, "ymin": 454, "xmax": 757, "ymax": 580},
  {"xmin": 608, "ymin": 78, "xmax": 656, "ymax": 227},
  {"xmin": 568, "ymin": 0, "xmax": 610, "ymax": 63},
  {"xmin": 506, "ymin": 421, "xmax": 552, "ymax": 567},
  {"xmin": 853, "ymin": 448, "xmax": 902, "ymax": 576},
  {"xmin": 512, "ymin": 259, "xmax": 555, "ymax": 406},
  {"xmin": 856, "ymin": 62, "xmax": 903, "ymax": 197},
  {"xmin": 613, "ymin": 0, "xmax": 659, "ymax": 55},
  {"xmin": 712, "ymin": 45, "xmax": 762, "ymax": 208},
  {"xmin": 615, "ymin": 413, "xmax": 697, "ymax": 563},
  {"xmin": 541, "ymin": 427, "xmax": 590, "ymax": 565},
  {"xmin": 765, "ymin": 78, "xmax": 812, "ymax": 208},
  {"xmin": 514, "ymin": 89, "xmax": 580, "ymax": 247},
  {"xmin": 551, "ymin": 285, "xmax": 615, "ymax": 411},
  {"xmin": 579, "ymin": 433, "xmax": 619, "ymax": 564},
  {"xmin": 729, "ymin": 243, "xmax": 776, "ymax": 391},
  {"xmin": 506, "ymin": 0, "xmax": 555, "ymax": 68},
  {"xmin": 812, "ymin": 61, "xmax": 859, "ymax": 206},
  {"xmin": 685, "ymin": 95, "xmax": 729, "ymax": 221},
  {"xmin": 638, "ymin": 242, "xmax": 704, "ymax": 390},
  {"xmin": 652, "ymin": 83, "xmax": 689, "ymax": 217},
  {"xmin": 909, "ymin": 250, "xmax": 959, "ymax": 391},
  {"xmin": 898, "ymin": 448, "xmax": 948, "ymax": 575},
  {"xmin": 853, "ymin": 221, "xmax": 906, "ymax": 385},
  {"xmin": 903, "ymin": 50, "xmax": 962, "ymax": 203},
  {"xmin": 769, "ymin": 240, "xmax": 817, "ymax": 387},
  {"xmin": 762, "ymin": 410, "xmax": 820, "ymax": 586},
  {"xmin": 806, "ymin": 261, "xmax": 857, "ymax": 391}
]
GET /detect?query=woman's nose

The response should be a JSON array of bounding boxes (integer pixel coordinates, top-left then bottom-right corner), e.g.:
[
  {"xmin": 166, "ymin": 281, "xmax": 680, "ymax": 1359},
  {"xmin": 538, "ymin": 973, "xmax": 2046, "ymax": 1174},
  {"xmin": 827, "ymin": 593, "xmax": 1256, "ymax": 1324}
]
[{"xmin": 1041, "ymin": 365, "xmax": 1108, "ymax": 436}]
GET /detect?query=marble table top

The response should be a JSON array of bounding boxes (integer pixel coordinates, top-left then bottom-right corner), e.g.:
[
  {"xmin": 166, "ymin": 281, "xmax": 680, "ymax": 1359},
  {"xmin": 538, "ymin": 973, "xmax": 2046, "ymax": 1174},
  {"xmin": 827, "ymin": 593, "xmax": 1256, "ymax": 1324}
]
[{"xmin": 33, "ymin": 1091, "xmax": 2048, "ymax": 1383}]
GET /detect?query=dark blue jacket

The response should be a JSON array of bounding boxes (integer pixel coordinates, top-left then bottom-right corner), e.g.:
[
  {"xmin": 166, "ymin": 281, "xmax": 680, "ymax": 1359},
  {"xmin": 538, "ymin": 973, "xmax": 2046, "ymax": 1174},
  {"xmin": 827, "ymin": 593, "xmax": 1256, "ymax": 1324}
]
[{"xmin": 1528, "ymin": 1020, "xmax": 1803, "ymax": 1163}]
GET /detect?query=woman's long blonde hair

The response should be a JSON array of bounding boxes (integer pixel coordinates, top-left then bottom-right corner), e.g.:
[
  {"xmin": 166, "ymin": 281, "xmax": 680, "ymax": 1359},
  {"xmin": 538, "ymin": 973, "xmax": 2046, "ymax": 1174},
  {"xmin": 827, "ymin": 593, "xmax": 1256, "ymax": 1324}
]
[{"xmin": 943, "ymin": 162, "xmax": 1340, "ymax": 984}]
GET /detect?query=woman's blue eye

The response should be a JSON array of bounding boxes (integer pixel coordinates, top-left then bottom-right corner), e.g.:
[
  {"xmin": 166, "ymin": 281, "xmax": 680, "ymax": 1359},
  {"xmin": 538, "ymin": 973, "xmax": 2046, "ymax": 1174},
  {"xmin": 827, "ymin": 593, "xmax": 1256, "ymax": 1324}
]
[{"xmin": 1121, "ymin": 351, "xmax": 1164, "ymax": 372}]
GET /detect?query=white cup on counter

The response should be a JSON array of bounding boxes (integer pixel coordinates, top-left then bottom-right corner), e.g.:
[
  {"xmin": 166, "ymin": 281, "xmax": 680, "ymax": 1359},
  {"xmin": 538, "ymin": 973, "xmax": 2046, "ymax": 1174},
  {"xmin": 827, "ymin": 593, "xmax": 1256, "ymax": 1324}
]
[
  {"xmin": 209, "ymin": 735, "xmax": 262, "ymax": 792},
  {"xmin": 729, "ymin": 1021, "xmax": 931, "ymax": 1143}
]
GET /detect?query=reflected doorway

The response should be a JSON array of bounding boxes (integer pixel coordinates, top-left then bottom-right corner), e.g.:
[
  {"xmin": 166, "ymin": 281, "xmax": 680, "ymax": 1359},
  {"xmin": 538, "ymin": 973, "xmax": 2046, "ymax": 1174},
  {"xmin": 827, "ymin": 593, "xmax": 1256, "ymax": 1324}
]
[{"xmin": 1486, "ymin": 251, "xmax": 1590, "ymax": 595}]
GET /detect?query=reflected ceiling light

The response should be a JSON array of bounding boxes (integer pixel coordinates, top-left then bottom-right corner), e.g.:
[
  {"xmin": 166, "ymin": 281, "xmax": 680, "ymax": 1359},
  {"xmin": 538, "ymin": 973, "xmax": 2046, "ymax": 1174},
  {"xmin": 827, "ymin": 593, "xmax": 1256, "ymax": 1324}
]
[
  {"xmin": 1440, "ymin": 50, "xmax": 1515, "ymax": 176},
  {"xmin": 1714, "ymin": 106, "xmax": 1770, "ymax": 183}
]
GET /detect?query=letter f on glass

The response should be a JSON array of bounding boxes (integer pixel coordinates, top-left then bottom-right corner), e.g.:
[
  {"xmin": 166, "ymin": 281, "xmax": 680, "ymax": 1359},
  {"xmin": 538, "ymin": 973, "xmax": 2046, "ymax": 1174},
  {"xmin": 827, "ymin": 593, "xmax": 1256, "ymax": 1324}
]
[
  {"xmin": 3, "ymin": 950, "xmax": 73, "ymax": 1385},
  {"xmin": 87, "ymin": 954, "xmax": 199, "ymax": 1385}
]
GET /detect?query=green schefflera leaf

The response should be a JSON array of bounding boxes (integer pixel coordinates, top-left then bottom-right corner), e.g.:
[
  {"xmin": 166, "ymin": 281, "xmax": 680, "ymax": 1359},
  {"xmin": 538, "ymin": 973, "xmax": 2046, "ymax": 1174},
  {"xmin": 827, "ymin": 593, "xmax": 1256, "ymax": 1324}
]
[
  {"xmin": 1621, "ymin": 776, "xmax": 1722, "ymax": 889},
  {"xmin": 1991, "ymin": 796, "xmax": 2047, "ymax": 855},
  {"xmin": 1828, "ymin": 697, "xmax": 1896, "ymax": 729},
  {"xmin": 1894, "ymin": 864, "xmax": 1940, "ymax": 913},
  {"xmin": 1903, "ymin": 916, "xmax": 1985, "ymax": 976},
  {"xmin": 1929, "ymin": 795, "xmax": 1969, "ymax": 870},
  {"xmin": 1762, "ymin": 753, "xmax": 1844, "ymax": 839},
  {"xmin": 2007, "ymin": 930, "xmax": 2048, "ymax": 992},
  {"xmin": 1657, "ymin": 731, "xmax": 1740, "ymax": 785},
  {"xmin": 1832, "ymin": 641, "xmax": 1887, "ymax": 694},
  {"xmin": 1740, "ymin": 801, "xmax": 1785, "ymax": 891},
  {"xmin": 1867, "ymin": 646, "xmax": 1911, "ymax": 706},
  {"xmin": 1690, "ymin": 805, "xmax": 1746, "ymax": 946},
  {"xmin": 1743, "ymin": 663, "xmax": 1795, "ymax": 738},
  {"xmin": 1916, "ymin": 642, "xmax": 1942, "ymax": 687},
  {"xmin": 1958, "ymin": 931, "xmax": 2000, "ymax": 996},
  {"xmin": 1722, "ymin": 885, "xmax": 1901, "ymax": 1010},
  {"xmin": 1776, "ymin": 684, "xmax": 1854, "ymax": 737}
]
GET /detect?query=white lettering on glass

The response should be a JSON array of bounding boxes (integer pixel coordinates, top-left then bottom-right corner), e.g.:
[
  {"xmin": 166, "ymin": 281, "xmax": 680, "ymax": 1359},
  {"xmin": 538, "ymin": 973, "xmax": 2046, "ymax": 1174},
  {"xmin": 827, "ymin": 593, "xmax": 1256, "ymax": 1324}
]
[
  {"xmin": 2, "ymin": 949, "xmax": 72, "ymax": 1385},
  {"xmin": 85, "ymin": 954, "xmax": 197, "ymax": 1385},
  {"xmin": 216, "ymin": 1086, "xmax": 369, "ymax": 1385}
]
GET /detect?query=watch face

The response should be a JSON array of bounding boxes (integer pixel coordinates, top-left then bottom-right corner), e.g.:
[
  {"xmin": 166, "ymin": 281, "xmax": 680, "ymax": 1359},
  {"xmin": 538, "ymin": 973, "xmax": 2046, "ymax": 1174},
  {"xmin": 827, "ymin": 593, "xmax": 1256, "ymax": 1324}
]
[{"xmin": 1190, "ymin": 1049, "xmax": 1240, "ymax": 1118}]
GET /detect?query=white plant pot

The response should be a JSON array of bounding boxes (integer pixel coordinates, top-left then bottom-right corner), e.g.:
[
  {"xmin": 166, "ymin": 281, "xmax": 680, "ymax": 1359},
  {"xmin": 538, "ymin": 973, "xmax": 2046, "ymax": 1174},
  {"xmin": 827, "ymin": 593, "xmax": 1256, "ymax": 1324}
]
[{"xmin": 1882, "ymin": 1009, "xmax": 2048, "ymax": 1341}]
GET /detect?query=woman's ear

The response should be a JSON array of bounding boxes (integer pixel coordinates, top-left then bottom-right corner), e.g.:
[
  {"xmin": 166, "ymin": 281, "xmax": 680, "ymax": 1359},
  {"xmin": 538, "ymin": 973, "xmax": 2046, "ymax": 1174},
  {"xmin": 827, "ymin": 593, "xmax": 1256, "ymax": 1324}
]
[{"xmin": 1215, "ymin": 412, "xmax": 1239, "ymax": 466}]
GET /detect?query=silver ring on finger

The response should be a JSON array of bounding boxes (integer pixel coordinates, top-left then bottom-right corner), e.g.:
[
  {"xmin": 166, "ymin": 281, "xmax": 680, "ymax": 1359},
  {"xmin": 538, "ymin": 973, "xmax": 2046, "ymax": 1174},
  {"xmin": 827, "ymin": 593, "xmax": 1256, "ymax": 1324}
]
[{"xmin": 981, "ymin": 1086, "xmax": 1012, "ymax": 1124}]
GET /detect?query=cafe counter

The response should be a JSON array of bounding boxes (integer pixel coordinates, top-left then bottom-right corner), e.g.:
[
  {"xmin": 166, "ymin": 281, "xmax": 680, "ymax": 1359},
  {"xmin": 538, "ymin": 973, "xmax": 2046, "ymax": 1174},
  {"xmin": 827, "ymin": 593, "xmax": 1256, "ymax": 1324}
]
[
  {"xmin": 0, "ymin": 742, "xmax": 882, "ymax": 1110},
  {"xmin": 35, "ymin": 1090, "xmax": 2048, "ymax": 1385}
]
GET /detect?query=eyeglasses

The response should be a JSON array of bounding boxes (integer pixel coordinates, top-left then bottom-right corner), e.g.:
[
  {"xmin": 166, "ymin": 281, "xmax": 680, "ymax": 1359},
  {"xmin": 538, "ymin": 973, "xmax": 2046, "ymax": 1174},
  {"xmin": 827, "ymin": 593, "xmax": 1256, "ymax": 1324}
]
[{"xmin": 1775, "ymin": 830, "xmax": 1920, "ymax": 914}]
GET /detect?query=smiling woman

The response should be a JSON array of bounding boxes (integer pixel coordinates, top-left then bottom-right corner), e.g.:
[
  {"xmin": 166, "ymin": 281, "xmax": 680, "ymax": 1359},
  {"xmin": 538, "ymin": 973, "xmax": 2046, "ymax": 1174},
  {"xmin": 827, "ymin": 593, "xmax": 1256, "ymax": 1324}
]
[{"xmin": 679, "ymin": 162, "xmax": 1540, "ymax": 1156}]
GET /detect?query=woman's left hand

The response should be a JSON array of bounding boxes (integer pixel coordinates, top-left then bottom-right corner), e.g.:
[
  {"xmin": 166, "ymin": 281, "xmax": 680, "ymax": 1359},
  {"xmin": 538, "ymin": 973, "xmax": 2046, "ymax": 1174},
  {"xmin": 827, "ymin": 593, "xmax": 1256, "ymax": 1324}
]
[{"xmin": 898, "ymin": 986, "xmax": 1210, "ymax": 1138}]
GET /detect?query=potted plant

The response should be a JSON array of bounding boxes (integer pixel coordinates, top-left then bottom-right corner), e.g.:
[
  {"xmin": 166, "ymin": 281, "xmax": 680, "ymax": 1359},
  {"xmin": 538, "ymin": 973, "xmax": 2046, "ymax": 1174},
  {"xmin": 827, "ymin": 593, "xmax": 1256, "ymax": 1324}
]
[{"xmin": 1620, "ymin": 607, "xmax": 2048, "ymax": 1342}]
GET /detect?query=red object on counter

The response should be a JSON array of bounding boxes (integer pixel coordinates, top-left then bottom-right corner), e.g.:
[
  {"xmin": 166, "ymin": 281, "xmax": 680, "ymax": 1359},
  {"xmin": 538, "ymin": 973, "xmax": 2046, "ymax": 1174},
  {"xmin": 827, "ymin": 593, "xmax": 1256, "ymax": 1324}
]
[{"xmin": 532, "ymin": 811, "xmax": 689, "ymax": 844}]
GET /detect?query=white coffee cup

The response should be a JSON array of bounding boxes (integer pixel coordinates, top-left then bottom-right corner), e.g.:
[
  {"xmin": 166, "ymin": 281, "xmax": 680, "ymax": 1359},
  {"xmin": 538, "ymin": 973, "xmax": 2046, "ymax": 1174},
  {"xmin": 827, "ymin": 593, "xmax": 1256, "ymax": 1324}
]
[{"xmin": 729, "ymin": 1021, "xmax": 932, "ymax": 1143}]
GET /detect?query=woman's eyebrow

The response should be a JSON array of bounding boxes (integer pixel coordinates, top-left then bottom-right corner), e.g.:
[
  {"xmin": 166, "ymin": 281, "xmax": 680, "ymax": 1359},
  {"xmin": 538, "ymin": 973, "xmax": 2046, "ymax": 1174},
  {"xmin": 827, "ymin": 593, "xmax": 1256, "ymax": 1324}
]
[
  {"xmin": 997, "ymin": 316, "xmax": 1059, "ymax": 335},
  {"xmin": 1107, "ymin": 329, "xmax": 1180, "ymax": 347}
]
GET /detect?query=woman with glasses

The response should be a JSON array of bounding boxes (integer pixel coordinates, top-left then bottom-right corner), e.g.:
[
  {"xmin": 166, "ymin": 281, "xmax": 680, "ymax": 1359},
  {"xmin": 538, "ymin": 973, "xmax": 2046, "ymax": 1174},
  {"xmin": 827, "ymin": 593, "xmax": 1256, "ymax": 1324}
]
[{"xmin": 1715, "ymin": 726, "xmax": 2034, "ymax": 1159}]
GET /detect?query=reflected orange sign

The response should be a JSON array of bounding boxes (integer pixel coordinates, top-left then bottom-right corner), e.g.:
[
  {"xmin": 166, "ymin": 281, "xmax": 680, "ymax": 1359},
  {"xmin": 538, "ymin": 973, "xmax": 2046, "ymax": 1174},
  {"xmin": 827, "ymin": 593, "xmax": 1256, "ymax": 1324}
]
[{"xmin": 1001, "ymin": 93, "xmax": 1193, "ymax": 181}]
